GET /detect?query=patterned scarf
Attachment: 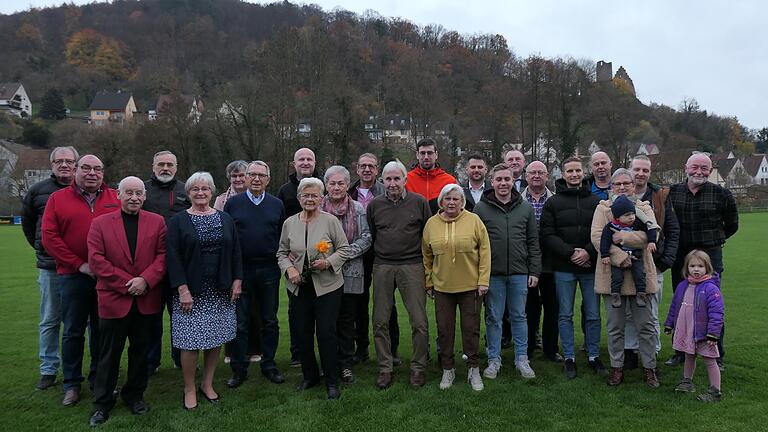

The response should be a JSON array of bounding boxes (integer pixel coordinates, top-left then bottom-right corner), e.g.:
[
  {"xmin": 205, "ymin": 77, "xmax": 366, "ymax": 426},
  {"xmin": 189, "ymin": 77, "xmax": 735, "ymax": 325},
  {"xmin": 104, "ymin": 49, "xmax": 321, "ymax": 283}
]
[
  {"xmin": 321, "ymin": 195, "xmax": 357, "ymax": 242},
  {"xmin": 687, "ymin": 274, "xmax": 712, "ymax": 284}
]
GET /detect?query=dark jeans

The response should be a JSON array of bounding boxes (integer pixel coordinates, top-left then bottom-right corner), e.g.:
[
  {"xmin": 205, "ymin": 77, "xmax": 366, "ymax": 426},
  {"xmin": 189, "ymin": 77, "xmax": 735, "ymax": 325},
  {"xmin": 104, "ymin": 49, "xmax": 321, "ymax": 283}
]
[
  {"xmin": 526, "ymin": 272, "xmax": 559, "ymax": 356},
  {"xmin": 93, "ymin": 302, "xmax": 154, "ymax": 411},
  {"xmin": 60, "ymin": 273, "xmax": 99, "ymax": 391},
  {"xmin": 357, "ymin": 251, "xmax": 399, "ymax": 357},
  {"xmin": 296, "ymin": 282, "xmax": 342, "ymax": 386},
  {"xmin": 672, "ymin": 246, "xmax": 725, "ymax": 360},
  {"xmin": 231, "ymin": 263, "xmax": 280, "ymax": 376},
  {"xmin": 146, "ymin": 278, "xmax": 180, "ymax": 371},
  {"xmin": 611, "ymin": 257, "xmax": 646, "ymax": 294}
]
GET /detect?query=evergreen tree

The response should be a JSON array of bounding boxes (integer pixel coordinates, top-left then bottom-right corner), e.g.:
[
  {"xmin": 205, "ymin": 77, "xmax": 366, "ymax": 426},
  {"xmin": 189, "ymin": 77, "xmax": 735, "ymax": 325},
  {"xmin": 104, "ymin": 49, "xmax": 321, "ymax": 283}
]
[{"xmin": 39, "ymin": 88, "xmax": 67, "ymax": 120}]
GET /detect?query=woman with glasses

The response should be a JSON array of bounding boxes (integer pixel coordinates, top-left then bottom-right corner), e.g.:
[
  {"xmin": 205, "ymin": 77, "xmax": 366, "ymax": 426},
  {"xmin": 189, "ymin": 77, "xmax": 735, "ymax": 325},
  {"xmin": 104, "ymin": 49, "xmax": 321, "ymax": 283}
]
[
  {"xmin": 277, "ymin": 177, "xmax": 349, "ymax": 399},
  {"xmin": 214, "ymin": 160, "xmax": 249, "ymax": 211},
  {"xmin": 166, "ymin": 172, "xmax": 242, "ymax": 410}
]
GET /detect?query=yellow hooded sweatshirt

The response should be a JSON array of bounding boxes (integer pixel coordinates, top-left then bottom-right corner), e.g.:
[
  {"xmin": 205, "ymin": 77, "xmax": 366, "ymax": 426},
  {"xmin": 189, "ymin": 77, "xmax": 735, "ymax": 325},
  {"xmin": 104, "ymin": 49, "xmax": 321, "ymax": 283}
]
[{"xmin": 422, "ymin": 209, "xmax": 491, "ymax": 293}]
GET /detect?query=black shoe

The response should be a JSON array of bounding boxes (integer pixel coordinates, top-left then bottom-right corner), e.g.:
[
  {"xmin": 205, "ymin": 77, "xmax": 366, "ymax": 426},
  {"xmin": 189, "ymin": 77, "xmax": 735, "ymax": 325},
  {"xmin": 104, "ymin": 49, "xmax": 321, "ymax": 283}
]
[
  {"xmin": 289, "ymin": 358, "xmax": 302, "ymax": 368},
  {"xmin": 545, "ymin": 352, "xmax": 564, "ymax": 363},
  {"xmin": 716, "ymin": 358, "xmax": 725, "ymax": 371},
  {"xmin": 564, "ymin": 359, "xmax": 577, "ymax": 379},
  {"xmin": 262, "ymin": 369, "xmax": 286, "ymax": 384},
  {"xmin": 296, "ymin": 378, "xmax": 321, "ymax": 391},
  {"xmin": 36, "ymin": 374, "xmax": 56, "ymax": 390},
  {"xmin": 588, "ymin": 358, "xmax": 609, "ymax": 376},
  {"xmin": 624, "ymin": 349, "xmax": 639, "ymax": 371},
  {"xmin": 89, "ymin": 410, "xmax": 109, "ymax": 427},
  {"xmin": 126, "ymin": 399, "xmax": 150, "ymax": 415},
  {"xmin": 340, "ymin": 368, "xmax": 355, "ymax": 383},
  {"xmin": 198, "ymin": 387, "xmax": 219, "ymax": 404},
  {"xmin": 665, "ymin": 353, "xmax": 684, "ymax": 367},
  {"xmin": 327, "ymin": 384, "xmax": 341, "ymax": 400},
  {"xmin": 392, "ymin": 356, "xmax": 402, "ymax": 367},
  {"xmin": 226, "ymin": 374, "xmax": 246, "ymax": 389}
]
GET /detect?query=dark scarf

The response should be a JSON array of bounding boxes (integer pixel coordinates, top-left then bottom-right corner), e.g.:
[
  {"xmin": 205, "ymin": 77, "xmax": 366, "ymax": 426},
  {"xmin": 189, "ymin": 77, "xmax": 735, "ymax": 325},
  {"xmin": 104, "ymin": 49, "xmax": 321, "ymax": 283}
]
[{"xmin": 322, "ymin": 195, "xmax": 357, "ymax": 242}]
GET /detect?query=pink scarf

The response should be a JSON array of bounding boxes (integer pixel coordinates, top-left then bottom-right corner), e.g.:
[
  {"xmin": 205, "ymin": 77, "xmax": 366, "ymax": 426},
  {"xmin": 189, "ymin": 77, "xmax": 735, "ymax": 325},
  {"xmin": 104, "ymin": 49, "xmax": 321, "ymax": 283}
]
[
  {"xmin": 321, "ymin": 195, "xmax": 357, "ymax": 242},
  {"xmin": 687, "ymin": 274, "xmax": 712, "ymax": 284}
]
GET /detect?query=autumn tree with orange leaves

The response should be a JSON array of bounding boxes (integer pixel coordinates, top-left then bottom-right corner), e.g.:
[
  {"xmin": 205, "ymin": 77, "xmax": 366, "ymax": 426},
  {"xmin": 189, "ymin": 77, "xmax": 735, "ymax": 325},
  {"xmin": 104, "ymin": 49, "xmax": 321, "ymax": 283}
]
[{"xmin": 65, "ymin": 29, "xmax": 134, "ymax": 80}]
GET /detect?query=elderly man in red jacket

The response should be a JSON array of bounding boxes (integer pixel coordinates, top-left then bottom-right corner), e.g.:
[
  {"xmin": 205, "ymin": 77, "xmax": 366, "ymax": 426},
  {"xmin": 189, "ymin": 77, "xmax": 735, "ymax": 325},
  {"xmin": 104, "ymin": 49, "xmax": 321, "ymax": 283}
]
[
  {"xmin": 86, "ymin": 176, "xmax": 166, "ymax": 427},
  {"xmin": 41, "ymin": 154, "xmax": 119, "ymax": 406}
]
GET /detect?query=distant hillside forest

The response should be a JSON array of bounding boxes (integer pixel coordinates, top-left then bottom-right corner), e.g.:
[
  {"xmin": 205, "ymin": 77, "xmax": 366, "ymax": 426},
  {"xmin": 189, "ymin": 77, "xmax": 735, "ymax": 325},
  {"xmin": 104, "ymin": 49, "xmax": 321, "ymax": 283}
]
[{"xmin": 1, "ymin": 0, "xmax": 766, "ymax": 185}]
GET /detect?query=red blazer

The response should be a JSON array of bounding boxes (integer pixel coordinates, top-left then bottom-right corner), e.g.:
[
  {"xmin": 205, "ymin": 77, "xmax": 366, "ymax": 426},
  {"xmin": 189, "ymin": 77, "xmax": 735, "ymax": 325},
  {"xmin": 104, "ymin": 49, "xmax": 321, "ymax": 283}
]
[{"xmin": 87, "ymin": 209, "xmax": 167, "ymax": 319}]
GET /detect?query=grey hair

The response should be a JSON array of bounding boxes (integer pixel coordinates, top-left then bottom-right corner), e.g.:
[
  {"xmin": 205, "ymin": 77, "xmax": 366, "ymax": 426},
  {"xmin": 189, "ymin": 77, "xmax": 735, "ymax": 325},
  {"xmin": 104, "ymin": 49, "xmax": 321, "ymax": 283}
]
[
  {"xmin": 631, "ymin": 154, "xmax": 651, "ymax": 164},
  {"xmin": 611, "ymin": 168, "xmax": 635, "ymax": 183},
  {"xmin": 50, "ymin": 146, "xmax": 79, "ymax": 163},
  {"xmin": 185, "ymin": 171, "xmax": 216, "ymax": 195},
  {"xmin": 381, "ymin": 159, "xmax": 408, "ymax": 179},
  {"xmin": 117, "ymin": 176, "xmax": 145, "ymax": 194},
  {"xmin": 225, "ymin": 160, "xmax": 249, "ymax": 177},
  {"xmin": 248, "ymin": 160, "xmax": 270, "ymax": 177},
  {"xmin": 297, "ymin": 177, "xmax": 325, "ymax": 195},
  {"xmin": 152, "ymin": 150, "xmax": 176, "ymax": 165},
  {"xmin": 437, "ymin": 183, "xmax": 466, "ymax": 210},
  {"xmin": 323, "ymin": 165, "xmax": 351, "ymax": 184}
]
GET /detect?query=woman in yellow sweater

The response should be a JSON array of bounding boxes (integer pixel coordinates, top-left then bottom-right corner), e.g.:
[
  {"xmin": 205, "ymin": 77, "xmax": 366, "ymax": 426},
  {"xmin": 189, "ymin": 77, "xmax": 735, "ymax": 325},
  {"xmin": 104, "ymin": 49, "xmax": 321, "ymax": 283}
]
[{"xmin": 422, "ymin": 183, "xmax": 491, "ymax": 391}]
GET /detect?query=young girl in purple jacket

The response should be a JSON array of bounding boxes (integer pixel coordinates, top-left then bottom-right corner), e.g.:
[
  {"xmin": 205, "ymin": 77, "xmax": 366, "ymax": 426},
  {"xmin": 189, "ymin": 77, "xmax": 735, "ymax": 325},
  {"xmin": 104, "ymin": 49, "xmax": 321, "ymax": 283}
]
[{"xmin": 664, "ymin": 250, "xmax": 724, "ymax": 402}]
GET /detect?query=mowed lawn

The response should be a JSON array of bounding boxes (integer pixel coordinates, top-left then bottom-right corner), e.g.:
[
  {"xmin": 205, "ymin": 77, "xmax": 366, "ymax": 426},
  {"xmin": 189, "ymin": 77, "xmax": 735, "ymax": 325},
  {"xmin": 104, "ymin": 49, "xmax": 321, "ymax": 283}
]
[{"xmin": 0, "ymin": 213, "xmax": 766, "ymax": 431}]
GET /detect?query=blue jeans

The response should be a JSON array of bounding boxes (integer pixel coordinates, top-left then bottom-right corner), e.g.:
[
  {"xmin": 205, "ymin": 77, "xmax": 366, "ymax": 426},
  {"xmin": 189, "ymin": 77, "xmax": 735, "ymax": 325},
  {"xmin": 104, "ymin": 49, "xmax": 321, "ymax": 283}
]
[
  {"xmin": 60, "ymin": 273, "xmax": 99, "ymax": 390},
  {"xmin": 231, "ymin": 264, "xmax": 281, "ymax": 374},
  {"xmin": 38, "ymin": 269, "xmax": 62, "ymax": 376},
  {"xmin": 554, "ymin": 271, "xmax": 601, "ymax": 359},
  {"xmin": 486, "ymin": 275, "xmax": 529, "ymax": 361}
]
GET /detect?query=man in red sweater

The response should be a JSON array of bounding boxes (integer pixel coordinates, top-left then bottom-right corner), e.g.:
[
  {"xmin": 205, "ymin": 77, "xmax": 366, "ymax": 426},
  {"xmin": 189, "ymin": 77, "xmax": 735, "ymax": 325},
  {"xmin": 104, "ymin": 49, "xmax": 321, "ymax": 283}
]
[
  {"xmin": 406, "ymin": 138, "xmax": 457, "ymax": 214},
  {"xmin": 41, "ymin": 154, "xmax": 119, "ymax": 406}
]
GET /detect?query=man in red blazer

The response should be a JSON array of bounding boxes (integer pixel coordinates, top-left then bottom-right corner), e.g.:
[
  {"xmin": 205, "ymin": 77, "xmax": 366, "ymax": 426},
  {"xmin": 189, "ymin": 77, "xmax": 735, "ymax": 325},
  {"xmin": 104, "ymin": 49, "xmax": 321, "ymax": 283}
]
[{"xmin": 86, "ymin": 176, "xmax": 166, "ymax": 427}]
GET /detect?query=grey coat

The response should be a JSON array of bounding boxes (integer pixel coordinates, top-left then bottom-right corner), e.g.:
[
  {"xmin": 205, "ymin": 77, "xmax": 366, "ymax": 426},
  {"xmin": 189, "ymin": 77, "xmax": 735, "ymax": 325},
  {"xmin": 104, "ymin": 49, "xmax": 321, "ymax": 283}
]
[{"xmin": 334, "ymin": 200, "xmax": 372, "ymax": 294}]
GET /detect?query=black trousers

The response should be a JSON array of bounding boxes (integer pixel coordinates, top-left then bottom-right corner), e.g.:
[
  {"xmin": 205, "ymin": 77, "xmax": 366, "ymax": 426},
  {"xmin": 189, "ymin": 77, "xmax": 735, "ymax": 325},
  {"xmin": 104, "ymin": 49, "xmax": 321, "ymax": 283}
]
[
  {"xmin": 356, "ymin": 251, "xmax": 400, "ymax": 356},
  {"xmin": 338, "ymin": 292, "xmax": 358, "ymax": 369},
  {"xmin": 93, "ymin": 302, "xmax": 155, "ymax": 411},
  {"xmin": 297, "ymin": 282, "xmax": 342, "ymax": 386},
  {"xmin": 526, "ymin": 272, "xmax": 559, "ymax": 356}
]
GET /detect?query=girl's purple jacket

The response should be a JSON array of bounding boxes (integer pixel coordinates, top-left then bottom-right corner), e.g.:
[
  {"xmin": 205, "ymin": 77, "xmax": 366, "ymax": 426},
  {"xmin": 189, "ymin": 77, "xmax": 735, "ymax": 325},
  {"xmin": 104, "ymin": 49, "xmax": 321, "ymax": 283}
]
[{"xmin": 665, "ymin": 273, "xmax": 724, "ymax": 341}]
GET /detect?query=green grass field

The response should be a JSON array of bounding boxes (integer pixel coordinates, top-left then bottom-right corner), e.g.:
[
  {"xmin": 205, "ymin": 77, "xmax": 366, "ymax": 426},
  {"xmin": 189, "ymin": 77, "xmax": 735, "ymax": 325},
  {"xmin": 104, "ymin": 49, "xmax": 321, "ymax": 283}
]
[{"xmin": 1, "ymin": 214, "xmax": 766, "ymax": 431}]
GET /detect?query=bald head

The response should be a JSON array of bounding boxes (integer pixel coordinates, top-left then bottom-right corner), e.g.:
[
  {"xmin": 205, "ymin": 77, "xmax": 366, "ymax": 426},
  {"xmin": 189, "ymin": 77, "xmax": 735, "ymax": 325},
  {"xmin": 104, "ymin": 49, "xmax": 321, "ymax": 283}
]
[
  {"xmin": 590, "ymin": 151, "xmax": 612, "ymax": 182},
  {"xmin": 685, "ymin": 153, "xmax": 712, "ymax": 188},
  {"xmin": 75, "ymin": 154, "xmax": 104, "ymax": 193},
  {"xmin": 525, "ymin": 161, "xmax": 548, "ymax": 191},
  {"xmin": 294, "ymin": 147, "xmax": 316, "ymax": 179}
]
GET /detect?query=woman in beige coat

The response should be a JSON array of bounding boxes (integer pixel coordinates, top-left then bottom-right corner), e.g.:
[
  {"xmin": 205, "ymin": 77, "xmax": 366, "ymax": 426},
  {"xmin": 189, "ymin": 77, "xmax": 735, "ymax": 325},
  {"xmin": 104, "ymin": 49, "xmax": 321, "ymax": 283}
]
[
  {"xmin": 590, "ymin": 168, "xmax": 660, "ymax": 388},
  {"xmin": 277, "ymin": 177, "xmax": 349, "ymax": 400}
]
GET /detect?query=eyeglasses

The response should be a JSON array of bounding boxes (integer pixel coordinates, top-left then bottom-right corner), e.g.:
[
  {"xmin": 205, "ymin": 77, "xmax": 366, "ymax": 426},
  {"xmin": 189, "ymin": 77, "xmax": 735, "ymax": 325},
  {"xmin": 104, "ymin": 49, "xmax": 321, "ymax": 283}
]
[
  {"xmin": 79, "ymin": 164, "xmax": 104, "ymax": 173},
  {"xmin": 53, "ymin": 159, "xmax": 76, "ymax": 166},
  {"xmin": 246, "ymin": 172, "xmax": 269, "ymax": 179},
  {"xmin": 190, "ymin": 187, "xmax": 212, "ymax": 193}
]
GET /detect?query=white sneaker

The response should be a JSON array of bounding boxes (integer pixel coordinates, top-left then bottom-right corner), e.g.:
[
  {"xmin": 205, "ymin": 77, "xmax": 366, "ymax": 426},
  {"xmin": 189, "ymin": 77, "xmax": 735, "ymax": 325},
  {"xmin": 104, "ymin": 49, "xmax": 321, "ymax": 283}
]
[
  {"xmin": 468, "ymin": 367, "xmax": 484, "ymax": 391},
  {"xmin": 483, "ymin": 360, "xmax": 501, "ymax": 379},
  {"xmin": 515, "ymin": 356, "xmax": 536, "ymax": 379},
  {"xmin": 439, "ymin": 369, "xmax": 455, "ymax": 390}
]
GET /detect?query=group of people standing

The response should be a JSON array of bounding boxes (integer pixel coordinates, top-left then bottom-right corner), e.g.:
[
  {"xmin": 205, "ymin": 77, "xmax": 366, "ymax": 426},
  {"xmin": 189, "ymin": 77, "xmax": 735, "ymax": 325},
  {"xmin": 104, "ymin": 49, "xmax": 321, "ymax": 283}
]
[{"xmin": 21, "ymin": 140, "xmax": 738, "ymax": 426}]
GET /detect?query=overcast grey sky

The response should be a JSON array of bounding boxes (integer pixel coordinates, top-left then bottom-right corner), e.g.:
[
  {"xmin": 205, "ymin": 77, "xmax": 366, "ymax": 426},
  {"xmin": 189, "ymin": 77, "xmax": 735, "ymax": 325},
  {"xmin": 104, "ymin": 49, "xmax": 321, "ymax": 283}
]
[{"xmin": 4, "ymin": 0, "xmax": 765, "ymax": 129}]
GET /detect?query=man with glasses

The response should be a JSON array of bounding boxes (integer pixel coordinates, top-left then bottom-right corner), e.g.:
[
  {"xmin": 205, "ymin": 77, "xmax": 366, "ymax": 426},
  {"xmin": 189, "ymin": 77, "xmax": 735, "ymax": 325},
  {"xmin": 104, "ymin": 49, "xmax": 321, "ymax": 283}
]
[
  {"xmin": 41, "ymin": 155, "xmax": 120, "ymax": 406},
  {"xmin": 142, "ymin": 150, "xmax": 190, "ymax": 373},
  {"xmin": 224, "ymin": 161, "xmax": 287, "ymax": 387},
  {"xmin": 22, "ymin": 146, "xmax": 79, "ymax": 390}
]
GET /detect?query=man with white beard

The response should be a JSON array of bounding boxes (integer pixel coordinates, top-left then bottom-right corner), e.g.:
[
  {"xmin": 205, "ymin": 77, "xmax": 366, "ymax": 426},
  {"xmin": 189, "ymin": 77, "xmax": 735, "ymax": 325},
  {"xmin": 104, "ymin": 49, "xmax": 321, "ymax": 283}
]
[{"xmin": 142, "ymin": 150, "xmax": 190, "ymax": 374}]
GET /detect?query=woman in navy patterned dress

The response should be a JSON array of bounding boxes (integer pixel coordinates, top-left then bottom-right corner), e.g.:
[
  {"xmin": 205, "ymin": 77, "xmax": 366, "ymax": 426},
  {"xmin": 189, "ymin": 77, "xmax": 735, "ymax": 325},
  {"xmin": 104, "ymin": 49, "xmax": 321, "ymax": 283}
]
[{"xmin": 166, "ymin": 172, "xmax": 242, "ymax": 410}]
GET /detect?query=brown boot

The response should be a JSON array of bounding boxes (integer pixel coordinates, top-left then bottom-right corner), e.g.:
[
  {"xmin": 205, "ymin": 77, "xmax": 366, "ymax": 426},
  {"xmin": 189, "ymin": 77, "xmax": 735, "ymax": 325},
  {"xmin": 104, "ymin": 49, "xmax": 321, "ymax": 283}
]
[
  {"xmin": 644, "ymin": 368, "xmax": 660, "ymax": 388},
  {"xmin": 409, "ymin": 370, "xmax": 425, "ymax": 387},
  {"xmin": 607, "ymin": 367, "xmax": 623, "ymax": 386},
  {"xmin": 376, "ymin": 372, "xmax": 393, "ymax": 390}
]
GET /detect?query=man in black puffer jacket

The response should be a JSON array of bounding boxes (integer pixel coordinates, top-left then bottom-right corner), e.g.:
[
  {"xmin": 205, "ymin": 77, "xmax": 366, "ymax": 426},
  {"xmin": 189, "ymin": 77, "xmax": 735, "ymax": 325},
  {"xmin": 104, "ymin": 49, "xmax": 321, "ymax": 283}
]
[
  {"xmin": 142, "ymin": 151, "xmax": 190, "ymax": 373},
  {"xmin": 540, "ymin": 156, "xmax": 606, "ymax": 379},
  {"xmin": 22, "ymin": 146, "xmax": 79, "ymax": 390}
]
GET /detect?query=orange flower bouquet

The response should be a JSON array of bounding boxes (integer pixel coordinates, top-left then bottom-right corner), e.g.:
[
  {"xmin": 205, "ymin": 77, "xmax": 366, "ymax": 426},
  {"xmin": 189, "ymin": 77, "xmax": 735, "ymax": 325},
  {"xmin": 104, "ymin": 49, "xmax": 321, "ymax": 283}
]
[{"xmin": 302, "ymin": 240, "xmax": 332, "ymax": 282}]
